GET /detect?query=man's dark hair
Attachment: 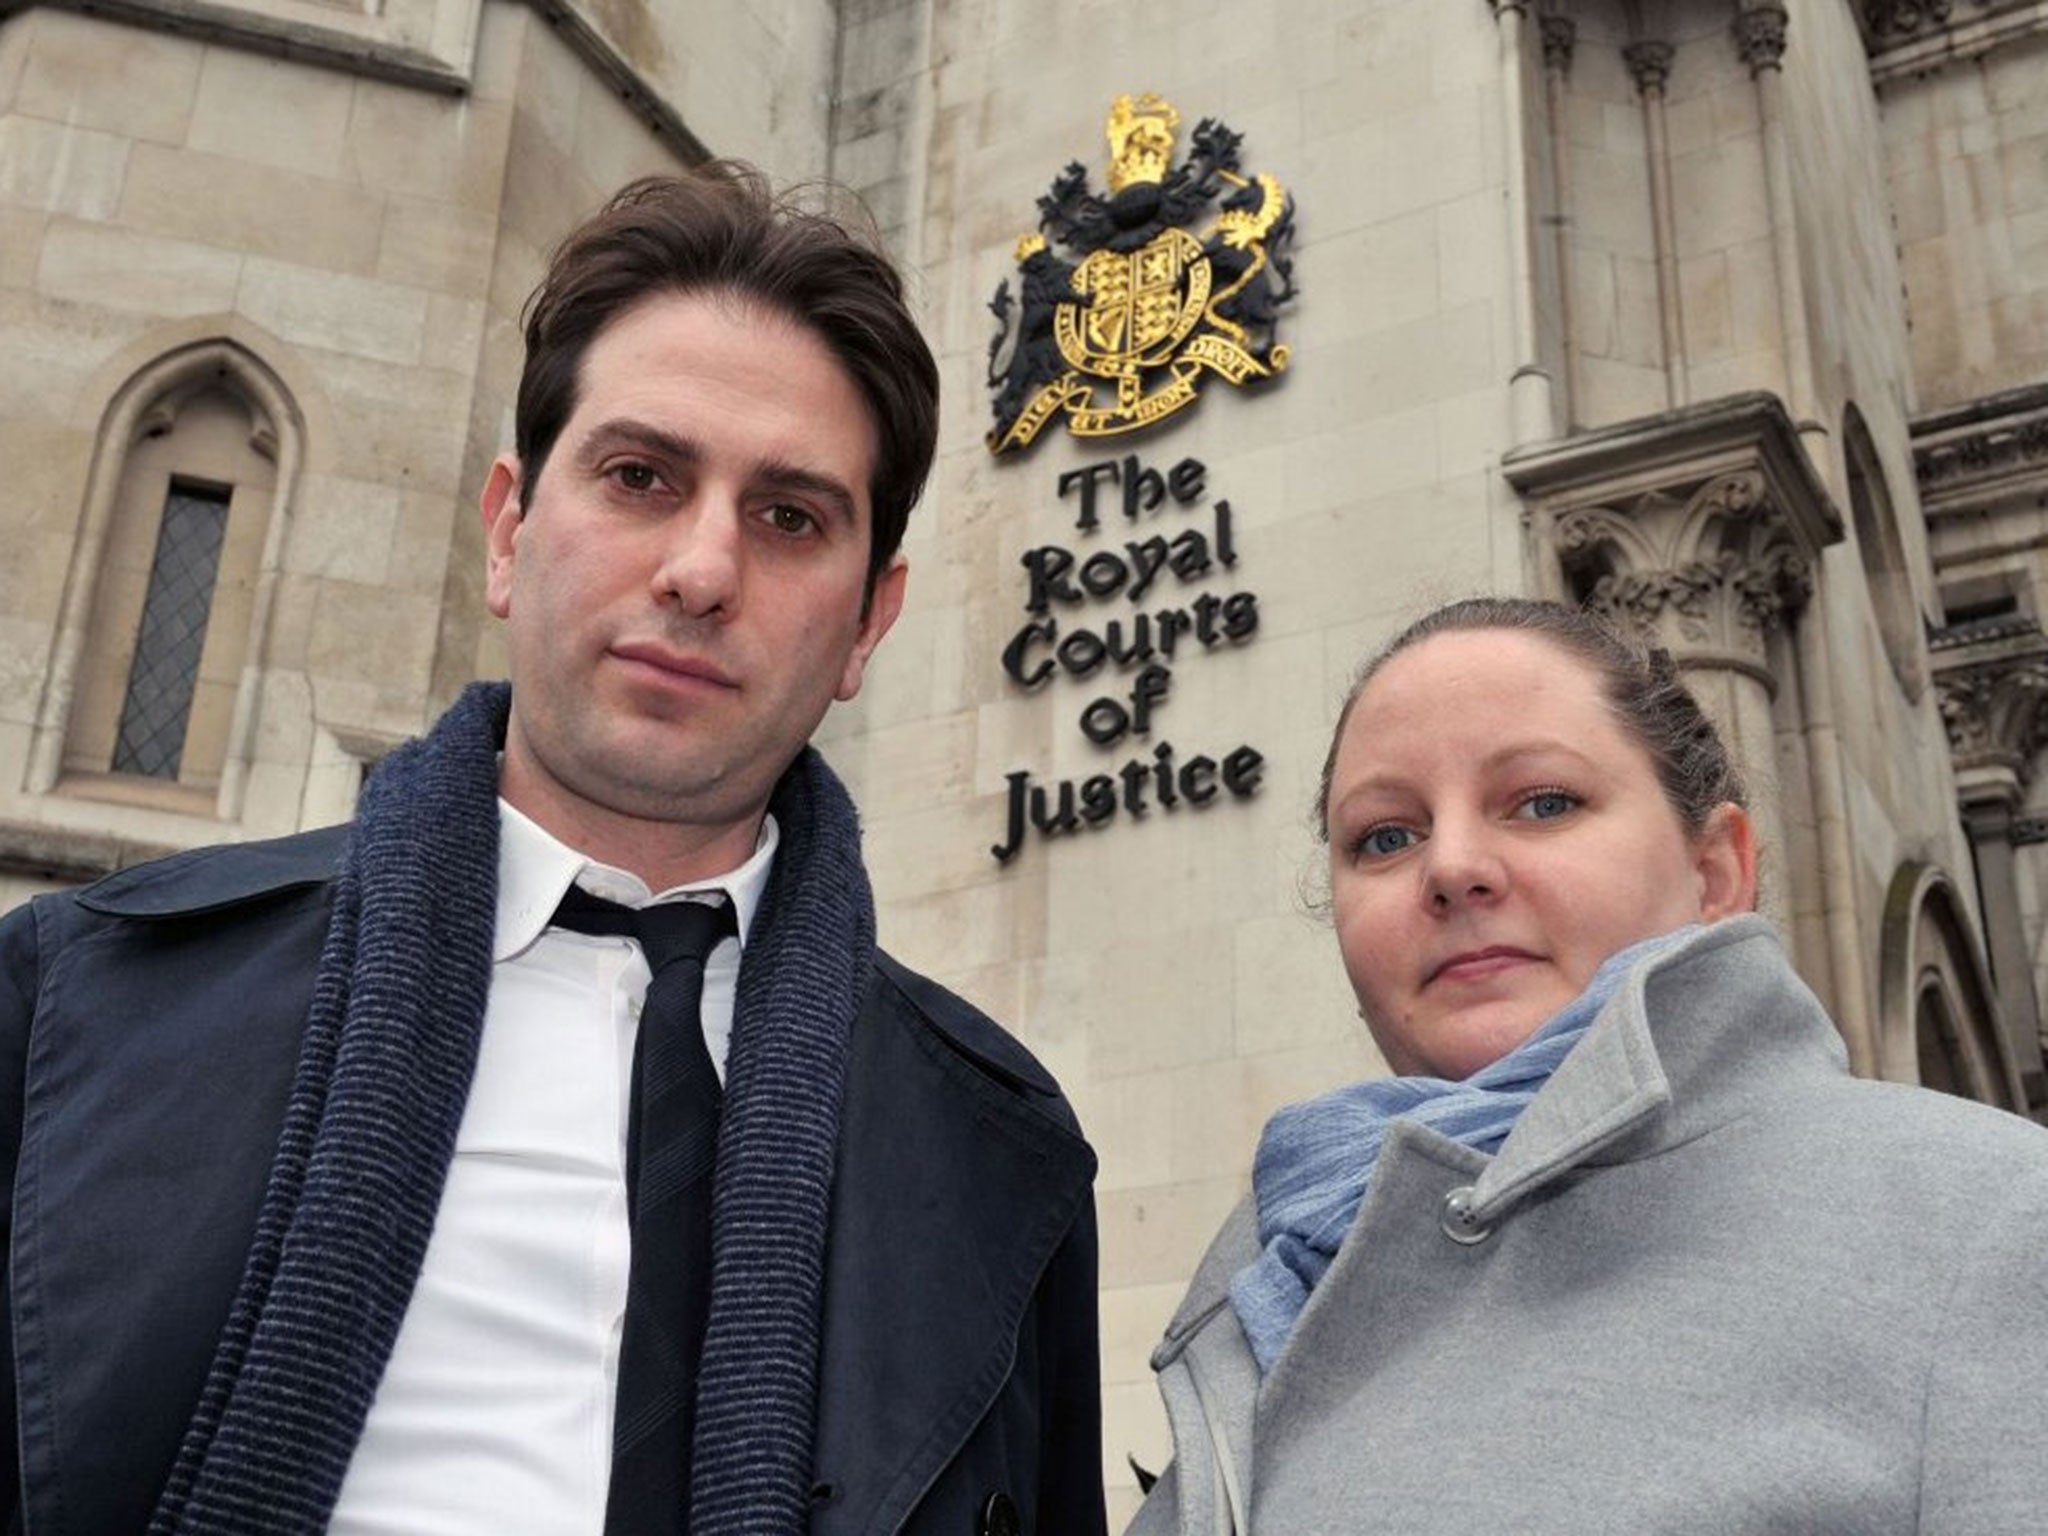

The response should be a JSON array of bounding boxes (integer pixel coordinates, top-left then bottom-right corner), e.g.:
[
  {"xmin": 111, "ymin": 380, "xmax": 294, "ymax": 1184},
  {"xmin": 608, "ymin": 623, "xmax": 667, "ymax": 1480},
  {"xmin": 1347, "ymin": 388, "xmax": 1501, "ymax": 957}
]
[{"xmin": 515, "ymin": 162, "xmax": 940, "ymax": 592}]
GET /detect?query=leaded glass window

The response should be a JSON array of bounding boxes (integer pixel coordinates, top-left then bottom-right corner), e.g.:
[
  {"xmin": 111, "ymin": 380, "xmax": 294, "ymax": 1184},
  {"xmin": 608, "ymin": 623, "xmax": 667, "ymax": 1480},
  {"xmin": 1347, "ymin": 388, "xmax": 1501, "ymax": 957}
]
[{"xmin": 111, "ymin": 480, "xmax": 231, "ymax": 779}]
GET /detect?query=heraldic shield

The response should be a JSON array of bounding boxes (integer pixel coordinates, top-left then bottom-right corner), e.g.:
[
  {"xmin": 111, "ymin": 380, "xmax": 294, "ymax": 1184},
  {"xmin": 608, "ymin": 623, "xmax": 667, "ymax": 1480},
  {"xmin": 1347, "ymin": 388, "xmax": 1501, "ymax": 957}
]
[{"xmin": 985, "ymin": 93, "xmax": 1297, "ymax": 454}]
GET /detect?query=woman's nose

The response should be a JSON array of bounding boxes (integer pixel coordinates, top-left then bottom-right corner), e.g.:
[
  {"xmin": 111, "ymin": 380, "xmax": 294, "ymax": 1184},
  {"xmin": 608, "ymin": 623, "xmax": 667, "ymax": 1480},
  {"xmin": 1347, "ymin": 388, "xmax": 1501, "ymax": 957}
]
[{"xmin": 1422, "ymin": 818, "xmax": 1506, "ymax": 909}]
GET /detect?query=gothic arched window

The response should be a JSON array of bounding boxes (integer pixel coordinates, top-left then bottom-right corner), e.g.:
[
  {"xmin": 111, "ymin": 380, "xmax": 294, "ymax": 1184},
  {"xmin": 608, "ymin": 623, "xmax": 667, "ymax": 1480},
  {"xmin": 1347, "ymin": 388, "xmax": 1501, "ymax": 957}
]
[{"xmin": 30, "ymin": 340, "xmax": 299, "ymax": 818}]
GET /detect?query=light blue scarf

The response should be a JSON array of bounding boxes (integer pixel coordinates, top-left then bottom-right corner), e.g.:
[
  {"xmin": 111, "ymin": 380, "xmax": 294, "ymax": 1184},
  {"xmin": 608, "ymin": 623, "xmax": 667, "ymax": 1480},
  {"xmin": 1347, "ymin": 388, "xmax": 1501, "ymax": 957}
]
[{"xmin": 1229, "ymin": 926, "xmax": 1699, "ymax": 1373}]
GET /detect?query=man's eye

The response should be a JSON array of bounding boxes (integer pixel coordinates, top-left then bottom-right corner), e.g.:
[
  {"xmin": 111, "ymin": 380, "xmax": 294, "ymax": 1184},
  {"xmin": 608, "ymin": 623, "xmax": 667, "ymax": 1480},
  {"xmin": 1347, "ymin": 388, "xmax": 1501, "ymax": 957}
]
[
  {"xmin": 766, "ymin": 504, "xmax": 818, "ymax": 535},
  {"xmin": 611, "ymin": 462, "xmax": 659, "ymax": 492}
]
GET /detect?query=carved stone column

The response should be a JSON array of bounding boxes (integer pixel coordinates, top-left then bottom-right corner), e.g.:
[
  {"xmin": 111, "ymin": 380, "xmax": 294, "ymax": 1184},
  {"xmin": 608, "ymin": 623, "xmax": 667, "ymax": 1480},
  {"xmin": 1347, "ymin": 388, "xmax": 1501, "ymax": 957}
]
[
  {"xmin": 1734, "ymin": 1, "xmax": 1822, "ymax": 466},
  {"xmin": 1931, "ymin": 619, "xmax": 2048, "ymax": 1103},
  {"xmin": 1489, "ymin": 0, "xmax": 1557, "ymax": 446},
  {"xmin": 1505, "ymin": 392, "xmax": 1843, "ymax": 958},
  {"xmin": 1541, "ymin": 8, "xmax": 1579, "ymax": 427},
  {"xmin": 1624, "ymin": 39, "xmax": 1687, "ymax": 408}
]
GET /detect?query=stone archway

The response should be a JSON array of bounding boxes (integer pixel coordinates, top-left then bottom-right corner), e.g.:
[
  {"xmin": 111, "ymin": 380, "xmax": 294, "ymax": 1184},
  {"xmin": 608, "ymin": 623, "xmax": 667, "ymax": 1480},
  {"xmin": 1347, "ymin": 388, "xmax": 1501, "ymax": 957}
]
[{"xmin": 1878, "ymin": 862, "xmax": 2026, "ymax": 1112}]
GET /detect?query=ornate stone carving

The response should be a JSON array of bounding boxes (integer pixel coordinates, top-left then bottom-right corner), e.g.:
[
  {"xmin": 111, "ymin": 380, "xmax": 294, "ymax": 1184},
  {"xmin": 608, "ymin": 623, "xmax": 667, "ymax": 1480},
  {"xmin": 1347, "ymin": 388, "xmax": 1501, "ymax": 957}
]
[
  {"xmin": 1935, "ymin": 661, "xmax": 2048, "ymax": 774},
  {"xmin": 1505, "ymin": 394, "xmax": 1842, "ymax": 698},
  {"xmin": 1861, "ymin": 2, "xmax": 2045, "ymax": 81},
  {"xmin": 1734, "ymin": 4, "xmax": 1790, "ymax": 72},
  {"xmin": 1622, "ymin": 40, "xmax": 1674, "ymax": 95},
  {"xmin": 1913, "ymin": 412, "xmax": 2048, "ymax": 491},
  {"xmin": 1931, "ymin": 607, "xmax": 2048, "ymax": 794},
  {"xmin": 1864, "ymin": 0, "xmax": 1956, "ymax": 42},
  {"xmin": 1541, "ymin": 14, "xmax": 1577, "ymax": 72},
  {"xmin": 1913, "ymin": 392, "xmax": 2048, "ymax": 711},
  {"xmin": 1552, "ymin": 470, "xmax": 1813, "ymax": 673}
]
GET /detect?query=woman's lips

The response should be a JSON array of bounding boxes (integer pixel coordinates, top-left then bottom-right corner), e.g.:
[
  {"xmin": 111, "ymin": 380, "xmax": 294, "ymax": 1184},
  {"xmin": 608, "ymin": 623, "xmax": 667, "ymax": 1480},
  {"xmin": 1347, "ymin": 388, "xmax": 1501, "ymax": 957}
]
[{"xmin": 1426, "ymin": 947, "xmax": 1538, "ymax": 985}]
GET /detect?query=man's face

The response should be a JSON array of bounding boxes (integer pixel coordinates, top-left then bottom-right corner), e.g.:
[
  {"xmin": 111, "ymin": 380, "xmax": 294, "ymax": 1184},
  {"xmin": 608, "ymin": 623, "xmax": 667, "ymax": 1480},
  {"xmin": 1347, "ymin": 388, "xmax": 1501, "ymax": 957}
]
[{"xmin": 482, "ymin": 288, "xmax": 903, "ymax": 874}]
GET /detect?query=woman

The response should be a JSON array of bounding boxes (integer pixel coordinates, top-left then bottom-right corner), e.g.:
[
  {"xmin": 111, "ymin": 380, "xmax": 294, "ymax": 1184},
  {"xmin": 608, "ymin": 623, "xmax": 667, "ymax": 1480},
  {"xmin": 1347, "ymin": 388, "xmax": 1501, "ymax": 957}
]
[{"xmin": 1129, "ymin": 598, "xmax": 2048, "ymax": 1535}]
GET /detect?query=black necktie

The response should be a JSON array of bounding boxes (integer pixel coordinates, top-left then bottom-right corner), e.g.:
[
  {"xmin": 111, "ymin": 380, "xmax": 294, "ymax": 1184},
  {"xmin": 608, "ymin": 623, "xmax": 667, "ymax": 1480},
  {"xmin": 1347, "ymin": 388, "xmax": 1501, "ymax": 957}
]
[{"xmin": 551, "ymin": 885, "xmax": 736, "ymax": 1536}]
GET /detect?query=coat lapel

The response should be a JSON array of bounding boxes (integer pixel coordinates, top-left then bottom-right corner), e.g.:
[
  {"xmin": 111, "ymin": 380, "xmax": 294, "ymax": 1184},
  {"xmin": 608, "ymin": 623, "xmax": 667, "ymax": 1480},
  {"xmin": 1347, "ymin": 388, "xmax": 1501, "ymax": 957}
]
[{"xmin": 807, "ymin": 961, "xmax": 1095, "ymax": 1535}]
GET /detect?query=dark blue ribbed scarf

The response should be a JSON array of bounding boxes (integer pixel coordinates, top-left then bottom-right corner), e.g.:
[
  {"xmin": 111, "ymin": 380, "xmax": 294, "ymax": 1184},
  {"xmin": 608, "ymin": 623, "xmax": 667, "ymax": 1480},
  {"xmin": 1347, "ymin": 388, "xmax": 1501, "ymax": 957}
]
[{"xmin": 149, "ymin": 680, "xmax": 870, "ymax": 1536}]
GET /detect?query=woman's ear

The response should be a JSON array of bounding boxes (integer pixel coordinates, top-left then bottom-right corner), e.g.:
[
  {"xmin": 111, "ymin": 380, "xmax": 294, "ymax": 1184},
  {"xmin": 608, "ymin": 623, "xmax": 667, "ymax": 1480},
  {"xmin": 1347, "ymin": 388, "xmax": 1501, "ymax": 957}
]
[{"xmin": 1695, "ymin": 802, "xmax": 1759, "ymax": 919}]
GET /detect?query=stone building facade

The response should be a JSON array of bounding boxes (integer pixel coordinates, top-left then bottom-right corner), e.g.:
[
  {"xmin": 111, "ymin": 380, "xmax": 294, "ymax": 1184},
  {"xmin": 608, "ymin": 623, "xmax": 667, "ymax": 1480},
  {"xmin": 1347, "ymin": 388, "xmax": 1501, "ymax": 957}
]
[{"xmin": 3, "ymin": 0, "xmax": 2046, "ymax": 1518}]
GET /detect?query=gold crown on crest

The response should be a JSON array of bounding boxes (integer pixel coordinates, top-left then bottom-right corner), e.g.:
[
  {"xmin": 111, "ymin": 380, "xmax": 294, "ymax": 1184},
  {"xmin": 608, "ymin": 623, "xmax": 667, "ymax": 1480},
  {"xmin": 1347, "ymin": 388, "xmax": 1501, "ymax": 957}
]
[{"xmin": 1104, "ymin": 92, "xmax": 1180, "ymax": 192}]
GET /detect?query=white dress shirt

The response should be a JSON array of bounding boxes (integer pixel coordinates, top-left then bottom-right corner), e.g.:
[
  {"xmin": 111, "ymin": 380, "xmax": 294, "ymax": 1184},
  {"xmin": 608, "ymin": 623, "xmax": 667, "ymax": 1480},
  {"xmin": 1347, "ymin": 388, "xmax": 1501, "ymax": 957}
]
[{"xmin": 326, "ymin": 802, "xmax": 778, "ymax": 1536}]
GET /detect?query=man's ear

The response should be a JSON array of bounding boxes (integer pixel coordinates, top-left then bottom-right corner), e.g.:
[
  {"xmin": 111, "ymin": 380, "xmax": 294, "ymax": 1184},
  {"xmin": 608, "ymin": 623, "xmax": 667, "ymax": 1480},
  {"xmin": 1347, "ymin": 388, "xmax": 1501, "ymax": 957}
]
[
  {"xmin": 481, "ymin": 454, "xmax": 523, "ymax": 620},
  {"xmin": 1695, "ymin": 802, "xmax": 1759, "ymax": 920},
  {"xmin": 836, "ymin": 554, "xmax": 908, "ymax": 702}
]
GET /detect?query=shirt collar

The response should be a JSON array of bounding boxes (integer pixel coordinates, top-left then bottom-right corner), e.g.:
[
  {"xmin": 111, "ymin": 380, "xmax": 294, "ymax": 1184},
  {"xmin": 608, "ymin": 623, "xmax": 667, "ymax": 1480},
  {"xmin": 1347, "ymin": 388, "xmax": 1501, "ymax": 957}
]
[{"xmin": 492, "ymin": 799, "xmax": 780, "ymax": 963}]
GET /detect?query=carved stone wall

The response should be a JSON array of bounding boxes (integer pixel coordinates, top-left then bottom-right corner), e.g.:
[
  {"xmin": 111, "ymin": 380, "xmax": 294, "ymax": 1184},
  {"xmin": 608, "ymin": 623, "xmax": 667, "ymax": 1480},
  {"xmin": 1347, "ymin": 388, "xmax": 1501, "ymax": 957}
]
[{"xmin": 1920, "ymin": 386, "xmax": 2048, "ymax": 1102}]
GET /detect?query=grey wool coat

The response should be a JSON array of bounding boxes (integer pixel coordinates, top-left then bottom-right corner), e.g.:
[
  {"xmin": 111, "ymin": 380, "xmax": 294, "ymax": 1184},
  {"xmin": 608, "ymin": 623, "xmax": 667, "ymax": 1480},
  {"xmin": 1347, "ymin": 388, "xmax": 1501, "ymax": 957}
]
[{"xmin": 1128, "ymin": 916, "xmax": 2048, "ymax": 1535}]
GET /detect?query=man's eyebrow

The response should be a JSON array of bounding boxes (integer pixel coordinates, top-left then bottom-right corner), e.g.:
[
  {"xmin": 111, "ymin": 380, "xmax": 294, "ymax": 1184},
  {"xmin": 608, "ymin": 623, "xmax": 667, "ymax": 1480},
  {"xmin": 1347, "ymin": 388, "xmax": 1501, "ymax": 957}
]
[
  {"xmin": 575, "ymin": 420, "xmax": 859, "ymax": 525},
  {"xmin": 579, "ymin": 419, "xmax": 702, "ymax": 467}
]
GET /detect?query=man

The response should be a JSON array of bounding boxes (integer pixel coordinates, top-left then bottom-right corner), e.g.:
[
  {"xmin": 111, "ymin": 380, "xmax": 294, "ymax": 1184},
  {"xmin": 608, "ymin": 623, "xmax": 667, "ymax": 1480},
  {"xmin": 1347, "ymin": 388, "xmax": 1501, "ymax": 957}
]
[{"xmin": 0, "ymin": 165, "xmax": 1106, "ymax": 1536}]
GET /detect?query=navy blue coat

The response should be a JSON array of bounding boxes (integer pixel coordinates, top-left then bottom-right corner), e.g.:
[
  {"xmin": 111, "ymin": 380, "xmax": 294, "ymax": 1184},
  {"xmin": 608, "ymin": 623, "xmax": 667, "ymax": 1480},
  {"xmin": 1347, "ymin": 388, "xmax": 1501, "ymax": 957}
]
[{"xmin": 0, "ymin": 826, "xmax": 1105, "ymax": 1536}]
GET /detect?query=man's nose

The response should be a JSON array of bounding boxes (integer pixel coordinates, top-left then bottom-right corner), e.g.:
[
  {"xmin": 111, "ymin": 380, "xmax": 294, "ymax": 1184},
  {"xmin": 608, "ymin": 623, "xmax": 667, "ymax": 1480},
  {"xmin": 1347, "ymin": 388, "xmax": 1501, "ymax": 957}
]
[{"xmin": 651, "ymin": 502, "xmax": 742, "ymax": 617}]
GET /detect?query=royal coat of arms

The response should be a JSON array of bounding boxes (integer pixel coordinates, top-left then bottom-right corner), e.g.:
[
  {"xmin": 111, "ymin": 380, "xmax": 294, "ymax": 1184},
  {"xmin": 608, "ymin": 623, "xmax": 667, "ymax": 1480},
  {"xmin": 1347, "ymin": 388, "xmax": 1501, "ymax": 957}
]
[{"xmin": 985, "ymin": 93, "xmax": 1296, "ymax": 455}]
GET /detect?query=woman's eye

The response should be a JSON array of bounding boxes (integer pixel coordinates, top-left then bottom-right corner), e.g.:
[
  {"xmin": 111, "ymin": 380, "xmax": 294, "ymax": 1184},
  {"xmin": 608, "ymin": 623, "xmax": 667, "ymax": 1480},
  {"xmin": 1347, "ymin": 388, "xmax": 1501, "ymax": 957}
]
[
  {"xmin": 1355, "ymin": 824, "xmax": 1415, "ymax": 859},
  {"xmin": 1517, "ymin": 790, "xmax": 1579, "ymax": 821}
]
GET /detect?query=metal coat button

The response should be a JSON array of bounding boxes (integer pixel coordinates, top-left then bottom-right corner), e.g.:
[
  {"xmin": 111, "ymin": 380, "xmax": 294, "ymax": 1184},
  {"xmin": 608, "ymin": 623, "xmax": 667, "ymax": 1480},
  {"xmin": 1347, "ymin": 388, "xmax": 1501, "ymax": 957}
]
[
  {"xmin": 1440, "ymin": 1185, "xmax": 1492, "ymax": 1245},
  {"xmin": 978, "ymin": 1490, "xmax": 1021, "ymax": 1536}
]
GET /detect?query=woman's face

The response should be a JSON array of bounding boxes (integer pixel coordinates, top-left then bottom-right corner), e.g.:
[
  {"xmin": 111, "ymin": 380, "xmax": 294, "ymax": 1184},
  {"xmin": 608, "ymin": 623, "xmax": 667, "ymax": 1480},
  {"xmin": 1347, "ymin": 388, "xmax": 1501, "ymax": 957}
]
[{"xmin": 1324, "ymin": 628, "xmax": 1754, "ymax": 1080}]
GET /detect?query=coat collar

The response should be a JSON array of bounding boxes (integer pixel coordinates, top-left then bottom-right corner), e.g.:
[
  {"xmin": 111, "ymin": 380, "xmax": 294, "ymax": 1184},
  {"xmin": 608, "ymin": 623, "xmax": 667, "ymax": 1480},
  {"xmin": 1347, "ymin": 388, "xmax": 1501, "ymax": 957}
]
[
  {"xmin": 1161, "ymin": 920, "xmax": 1829, "ymax": 1325},
  {"xmin": 1469, "ymin": 915, "xmax": 1846, "ymax": 1224},
  {"xmin": 74, "ymin": 824, "xmax": 349, "ymax": 917},
  {"xmin": 1148, "ymin": 917, "xmax": 1852, "ymax": 1513}
]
